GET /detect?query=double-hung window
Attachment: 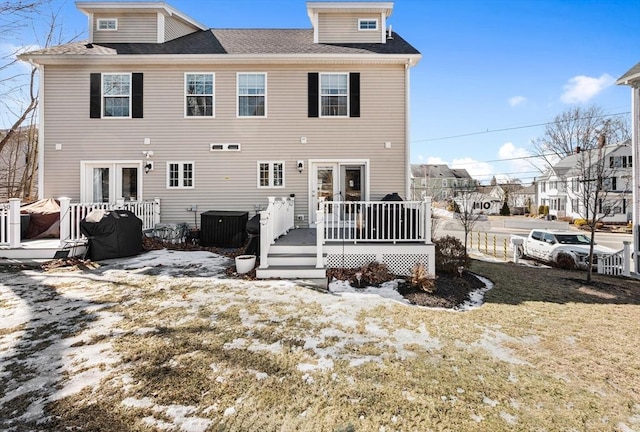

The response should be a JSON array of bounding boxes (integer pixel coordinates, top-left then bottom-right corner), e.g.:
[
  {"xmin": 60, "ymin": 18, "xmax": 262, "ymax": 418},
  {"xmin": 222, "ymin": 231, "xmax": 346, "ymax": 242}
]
[
  {"xmin": 258, "ymin": 162, "xmax": 284, "ymax": 188},
  {"xmin": 185, "ymin": 73, "xmax": 214, "ymax": 117},
  {"xmin": 238, "ymin": 73, "xmax": 266, "ymax": 117},
  {"xmin": 102, "ymin": 73, "xmax": 131, "ymax": 117},
  {"xmin": 320, "ymin": 73, "xmax": 348, "ymax": 117},
  {"xmin": 167, "ymin": 162, "xmax": 194, "ymax": 189}
]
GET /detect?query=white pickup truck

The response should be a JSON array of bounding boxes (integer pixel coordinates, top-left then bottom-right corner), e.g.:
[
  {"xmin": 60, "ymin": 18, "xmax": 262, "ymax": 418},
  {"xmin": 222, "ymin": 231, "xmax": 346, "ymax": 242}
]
[{"xmin": 510, "ymin": 229, "xmax": 615, "ymax": 269}]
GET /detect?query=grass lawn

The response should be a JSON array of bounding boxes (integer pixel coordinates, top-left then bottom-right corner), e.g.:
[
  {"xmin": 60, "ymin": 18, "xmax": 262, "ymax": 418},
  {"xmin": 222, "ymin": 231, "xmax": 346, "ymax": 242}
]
[{"xmin": 0, "ymin": 251, "xmax": 639, "ymax": 431}]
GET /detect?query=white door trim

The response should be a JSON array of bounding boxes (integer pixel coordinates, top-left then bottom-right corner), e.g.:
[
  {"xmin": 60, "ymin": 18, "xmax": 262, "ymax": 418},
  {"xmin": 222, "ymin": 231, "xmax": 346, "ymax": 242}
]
[
  {"xmin": 80, "ymin": 160, "xmax": 144, "ymax": 203},
  {"xmin": 308, "ymin": 159, "xmax": 370, "ymax": 226}
]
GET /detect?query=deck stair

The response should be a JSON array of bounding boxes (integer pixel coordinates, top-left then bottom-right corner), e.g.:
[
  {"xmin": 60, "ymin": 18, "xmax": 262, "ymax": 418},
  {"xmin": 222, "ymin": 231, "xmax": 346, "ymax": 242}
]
[{"xmin": 255, "ymin": 243, "xmax": 326, "ymax": 279}]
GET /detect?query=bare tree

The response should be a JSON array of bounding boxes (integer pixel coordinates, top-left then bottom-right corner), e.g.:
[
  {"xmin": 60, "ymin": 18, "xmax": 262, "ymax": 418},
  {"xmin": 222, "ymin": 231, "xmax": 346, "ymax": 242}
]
[
  {"xmin": 451, "ymin": 187, "xmax": 485, "ymax": 256},
  {"xmin": 531, "ymin": 105, "xmax": 631, "ymax": 170},
  {"xmin": 571, "ymin": 137, "xmax": 631, "ymax": 283},
  {"xmin": 0, "ymin": 3, "xmax": 75, "ymax": 199}
]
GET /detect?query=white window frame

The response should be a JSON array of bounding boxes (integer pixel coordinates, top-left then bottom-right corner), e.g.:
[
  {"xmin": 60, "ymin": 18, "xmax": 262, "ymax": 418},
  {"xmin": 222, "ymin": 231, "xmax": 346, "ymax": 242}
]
[
  {"xmin": 97, "ymin": 18, "xmax": 118, "ymax": 31},
  {"xmin": 184, "ymin": 72, "xmax": 215, "ymax": 118},
  {"xmin": 257, "ymin": 161, "xmax": 285, "ymax": 189},
  {"xmin": 237, "ymin": 72, "xmax": 267, "ymax": 118},
  {"xmin": 102, "ymin": 73, "xmax": 131, "ymax": 118},
  {"xmin": 358, "ymin": 19, "xmax": 378, "ymax": 31},
  {"xmin": 319, "ymin": 73, "xmax": 349, "ymax": 118},
  {"xmin": 80, "ymin": 160, "xmax": 143, "ymax": 203},
  {"xmin": 166, "ymin": 161, "xmax": 195, "ymax": 189}
]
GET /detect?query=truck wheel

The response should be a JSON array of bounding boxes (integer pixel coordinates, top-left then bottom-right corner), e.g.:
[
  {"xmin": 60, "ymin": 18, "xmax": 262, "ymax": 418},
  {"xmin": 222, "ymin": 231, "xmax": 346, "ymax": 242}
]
[{"xmin": 555, "ymin": 252, "xmax": 576, "ymax": 270}]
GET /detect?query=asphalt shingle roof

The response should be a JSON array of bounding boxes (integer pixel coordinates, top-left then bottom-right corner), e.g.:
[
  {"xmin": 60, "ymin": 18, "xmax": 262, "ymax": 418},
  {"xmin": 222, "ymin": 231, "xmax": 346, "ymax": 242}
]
[
  {"xmin": 617, "ymin": 61, "xmax": 640, "ymax": 84},
  {"xmin": 24, "ymin": 29, "xmax": 420, "ymax": 57}
]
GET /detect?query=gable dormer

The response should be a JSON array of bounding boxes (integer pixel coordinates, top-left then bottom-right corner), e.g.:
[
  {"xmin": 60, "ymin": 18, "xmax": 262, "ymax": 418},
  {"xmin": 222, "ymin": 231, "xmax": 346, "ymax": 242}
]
[
  {"xmin": 76, "ymin": 1, "xmax": 207, "ymax": 44},
  {"xmin": 306, "ymin": 1, "xmax": 393, "ymax": 44}
]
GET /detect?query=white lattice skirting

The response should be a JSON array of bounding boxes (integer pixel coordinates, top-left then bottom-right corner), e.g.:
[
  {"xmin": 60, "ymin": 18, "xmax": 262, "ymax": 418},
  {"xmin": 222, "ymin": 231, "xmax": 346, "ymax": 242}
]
[{"xmin": 324, "ymin": 244, "xmax": 435, "ymax": 277}]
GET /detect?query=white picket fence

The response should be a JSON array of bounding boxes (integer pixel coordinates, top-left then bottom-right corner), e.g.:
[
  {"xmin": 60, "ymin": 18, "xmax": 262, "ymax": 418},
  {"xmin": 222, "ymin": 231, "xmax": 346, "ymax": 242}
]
[{"xmin": 259, "ymin": 197, "xmax": 295, "ymax": 268}]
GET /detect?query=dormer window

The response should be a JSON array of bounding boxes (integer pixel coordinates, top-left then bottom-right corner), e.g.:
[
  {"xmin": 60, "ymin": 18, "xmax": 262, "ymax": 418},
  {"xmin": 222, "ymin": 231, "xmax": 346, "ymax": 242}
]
[
  {"xmin": 97, "ymin": 18, "xmax": 118, "ymax": 31},
  {"xmin": 358, "ymin": 19, "xmax": 378, "ymax": 31}
]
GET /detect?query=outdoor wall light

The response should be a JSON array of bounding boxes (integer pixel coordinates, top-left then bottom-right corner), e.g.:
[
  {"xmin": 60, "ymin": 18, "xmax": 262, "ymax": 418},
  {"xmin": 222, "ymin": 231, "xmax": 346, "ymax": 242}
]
[
  {"xmin": 144, "ymin": 162, "xmax": 153, "ymax": 173},
  {"xmin": 142, "ymin": 150, "xmax": 154, "ymax": 158},
  {"xmin": 297, "ymin": 160, "xmax": 304, "ymax": 173}
]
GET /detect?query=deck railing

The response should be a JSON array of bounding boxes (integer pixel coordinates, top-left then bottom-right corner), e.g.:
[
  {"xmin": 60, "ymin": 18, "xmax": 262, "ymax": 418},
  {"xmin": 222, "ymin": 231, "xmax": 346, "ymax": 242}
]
[
  {"xmin": 320, "ymin": 198, "xmax": 432, "ymax": 243},
  {"xmin": 259, "ymin": 197, "xmax": 295, "ymax": 269},
  {"xmin": 0, "ymin": 197, "xmax": 161, "ymax": 248},
  {"xmin": 67, "ymin": 199, "xmax": 160, "ymax": 241},
  {"xmin": 597, "ymin": 241, "xmax": 631, "ymax": 277},
  {"xmin": 256, "ymin": 197, "xmax": 433, "ymax": 270}
]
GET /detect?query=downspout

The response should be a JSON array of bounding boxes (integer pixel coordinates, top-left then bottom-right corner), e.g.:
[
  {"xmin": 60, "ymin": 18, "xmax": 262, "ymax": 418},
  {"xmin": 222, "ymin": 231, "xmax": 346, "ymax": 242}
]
[
  {"xmin": 30, "ymin": 60, "xmax": 45, "ymax": 200},
  {"xmin": 632, "ymin": 85, "xmax": 640, "ymax": 273},
  {"xmin": 404, "ymin": 59, "xmax": 412, "ymax": 200}
]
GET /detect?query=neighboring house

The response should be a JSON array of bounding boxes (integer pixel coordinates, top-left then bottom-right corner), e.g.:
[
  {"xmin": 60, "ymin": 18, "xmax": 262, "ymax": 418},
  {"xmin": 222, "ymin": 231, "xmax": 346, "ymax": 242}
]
[
  {"xmin": 537, "ymin": 141, "xmax": 633, "ymax": 222},
  {"xmin": 0, "ymin": 126, "xmax": 38, "ymax": 201},
  {"xmin": 410, "ymin": 164, "xmax": 474, "ymax": 201},
  {"xmin": 474, "ymin": 182, "xmax": 531, "ymax": 214},
  {"xmin": 616, "ymin": 61, "xmax": 640, "ymax": 274},
  {"xmin": 19, "ymin": 1, "xmax": 421, "ymax": 228}
]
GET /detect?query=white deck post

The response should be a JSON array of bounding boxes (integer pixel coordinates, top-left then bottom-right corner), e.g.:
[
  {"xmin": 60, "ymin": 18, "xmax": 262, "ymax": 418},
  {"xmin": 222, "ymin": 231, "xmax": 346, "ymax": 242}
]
[
  {"xmin": 153, "ymin": 198, "xmax": 161, "ymax": 226},
  {"xmin": 316, "ymin": 209, "xmax": 324, "ymax": 268},
  {"xmin": 424, "ymin": 196, "xmax": 432, "ymax": 243},
  {"xmin": 8, "ymin": 198, "xmax": 21, "ymax": 248},
  {"xmin": 623, "ymin": 241, "xmax": 631, "ymax": 277},
  {"xmin": 259, "ymin": 210, "xmax": 270, "ymax": 269},
  {"xmin": 59, "ymin": 197, "xmax": 71, "ymax": 247}
]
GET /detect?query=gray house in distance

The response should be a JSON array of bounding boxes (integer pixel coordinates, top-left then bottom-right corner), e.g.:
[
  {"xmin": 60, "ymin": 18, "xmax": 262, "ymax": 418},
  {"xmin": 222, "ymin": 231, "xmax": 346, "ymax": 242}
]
[{"xmin": 410, "ymin": 164, "xmax": 475, "ymax": 201}]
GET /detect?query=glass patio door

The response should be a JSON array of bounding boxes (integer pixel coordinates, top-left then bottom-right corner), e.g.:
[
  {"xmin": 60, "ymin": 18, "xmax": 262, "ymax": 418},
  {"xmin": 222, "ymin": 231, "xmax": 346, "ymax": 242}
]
[
  {"xmin": 83, "ymin": 162, "xmax": 141, "ymax": 203},
  {"xmin": 311, "ymin": 162, "xmax": 365, "ymax": 226}
]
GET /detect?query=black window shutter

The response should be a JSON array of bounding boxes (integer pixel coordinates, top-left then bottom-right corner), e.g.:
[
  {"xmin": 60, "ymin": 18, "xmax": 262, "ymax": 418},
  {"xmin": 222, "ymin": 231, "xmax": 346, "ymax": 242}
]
[
  {"xmin": 349, "ymin": 72, "xmax": 360, "ymax": 118},
  {"xmin": 132, "ymin": 73, "xmax": 143, "ymax": 118},
  {"xmin": 308, "ymin": 72, "xmax": 319, "ymax": 118},
  {"xmin": 90, "ymin": 73, "xmax": 101, "ymax": 118}
]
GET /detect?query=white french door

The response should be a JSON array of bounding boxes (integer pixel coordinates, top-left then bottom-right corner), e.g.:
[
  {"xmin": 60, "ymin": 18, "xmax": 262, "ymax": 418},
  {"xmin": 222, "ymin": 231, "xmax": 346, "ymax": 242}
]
[
  {"xmin": 81, "ymin": 161, "xmax": 143, "ymax": 203},
  {"xmin": 310, "ymin": 161, "xmax": 367, "ymax": 226}
]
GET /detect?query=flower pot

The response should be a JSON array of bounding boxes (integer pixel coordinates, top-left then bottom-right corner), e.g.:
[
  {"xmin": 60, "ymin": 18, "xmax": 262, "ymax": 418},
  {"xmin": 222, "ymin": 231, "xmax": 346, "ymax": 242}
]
[{"xmin": 235, "ymin": 255, "xmax": 256, "ymax": 274}]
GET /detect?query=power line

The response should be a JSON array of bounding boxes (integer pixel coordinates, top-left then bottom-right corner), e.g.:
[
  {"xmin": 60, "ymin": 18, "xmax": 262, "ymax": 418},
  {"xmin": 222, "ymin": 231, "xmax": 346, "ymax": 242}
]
[{"xmin": 411, "ymin": 111, "xmax": 630, "ymax": 143}]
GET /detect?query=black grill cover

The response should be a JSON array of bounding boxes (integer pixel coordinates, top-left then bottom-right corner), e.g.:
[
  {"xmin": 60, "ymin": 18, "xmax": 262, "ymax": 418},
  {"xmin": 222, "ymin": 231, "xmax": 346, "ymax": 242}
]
[{"xmin": 80, "ymin": 210, "xmax": 143, "ymax": 261}]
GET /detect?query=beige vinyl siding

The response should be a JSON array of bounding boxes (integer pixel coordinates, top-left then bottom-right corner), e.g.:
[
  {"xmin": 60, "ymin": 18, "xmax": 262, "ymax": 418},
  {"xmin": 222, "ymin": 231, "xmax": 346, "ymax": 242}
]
[
  {"xmin": 93, "ymin": 13, "xmax": 158, "ymax": 43},
  {"xmin": 164, "ymin": 15, "xmax": 199, "ymax": 42},
  {"xmin": 318, "ymin": 13, "xmax": 383, "ymax": 43},
  {"xmin": 41, "ymin": 63, "xmax": 406, "ymax": 226}
]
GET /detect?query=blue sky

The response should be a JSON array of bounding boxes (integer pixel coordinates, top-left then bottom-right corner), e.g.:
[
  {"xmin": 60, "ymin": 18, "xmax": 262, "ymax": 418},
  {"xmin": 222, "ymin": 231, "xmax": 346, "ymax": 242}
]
[{"xmin": 1, "ymin": 0, "xmax": 639, "ymax": 185}]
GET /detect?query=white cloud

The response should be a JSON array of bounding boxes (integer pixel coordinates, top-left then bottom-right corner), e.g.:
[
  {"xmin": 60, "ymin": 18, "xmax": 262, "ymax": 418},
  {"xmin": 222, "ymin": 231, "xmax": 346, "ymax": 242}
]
[
  {"xmin": 560, "ymin": 74, "xmax": 614, "ymax": 104},
  {"xmin": 508, "ymin": 96, "xmax": 526, "ymax": 107},
  {"xmin": 426, "ymin": 156, "xmax": 448, "ymax": 165}
]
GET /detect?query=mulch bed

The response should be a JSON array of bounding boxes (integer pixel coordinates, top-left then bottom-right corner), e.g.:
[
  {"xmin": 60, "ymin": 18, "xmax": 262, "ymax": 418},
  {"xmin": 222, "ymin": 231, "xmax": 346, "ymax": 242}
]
[{"xmin": 397, "ymin": 271, "xmax": 487, "ymax": 308}]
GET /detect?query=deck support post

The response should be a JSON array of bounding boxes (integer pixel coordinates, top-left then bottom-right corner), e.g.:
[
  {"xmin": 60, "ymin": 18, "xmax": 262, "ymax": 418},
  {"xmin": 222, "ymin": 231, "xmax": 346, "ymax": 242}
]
[
  {"xmin": 58, "ymin": 197, "xmax": 71, "ymax": 247},
  {"xmin": 316, "ymin": 209, "xmax": 324, "ymax": 268},
  {"xmin": 8, "ymin": 198, "xmax": 21, "ymax": 248}
]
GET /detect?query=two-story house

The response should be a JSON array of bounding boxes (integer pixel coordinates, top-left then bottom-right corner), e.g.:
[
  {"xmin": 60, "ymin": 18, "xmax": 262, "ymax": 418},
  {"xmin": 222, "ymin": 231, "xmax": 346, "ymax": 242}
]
[
  {"xmin": 537, "ymin": 141, "xmax": 633, "ymax": 222},
  {"xmin": 20, "ymin": 1, "xmax": 420, "ymax": 227},
  {"xmin": 16, "ymin": 1, "xmax": 432, "ymax": 277},
  {"xmin": 410, "ymin": 164, "xmax": 474, "ymax": 202}
]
